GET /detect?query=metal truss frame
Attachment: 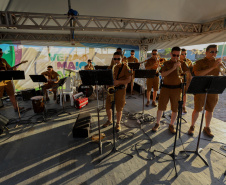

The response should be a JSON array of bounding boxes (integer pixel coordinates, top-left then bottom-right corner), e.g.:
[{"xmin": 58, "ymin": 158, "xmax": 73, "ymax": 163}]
[
  {"xmin": 0, "ymin": 32, "xmax": 141, "ymax": 45},
  {"xmin": 0, "ymin": 11, "xmax": 202, "ymax": 34},
  {"xmin": 0, "ymin": 11, "xmax": 225, "ymax": 45},
  {"xmin": 202, "ymin": 17, "xmax": 226, "ymax": 33}
]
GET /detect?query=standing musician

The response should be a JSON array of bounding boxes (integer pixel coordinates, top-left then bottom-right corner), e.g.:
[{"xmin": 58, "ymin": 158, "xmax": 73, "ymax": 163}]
[
  {"xmin": 145, "ymin": 49, "xmax": 160, "ymax": 107},
  {"xmin": 41, "ymin": 66, "xmax": 60, "ymax": 101},
  {"xmin": 108, "ymin": 48, "xmax": 127, "ymax": 69},
  {"xmin": 0, "ymin": 48, "xmax": 24, "ymax": 112},
  {"xmin": 84, "ymin": 59, "xmax": 94, "ymax": 70},
  {"xmin": 180, "ymin": 48, "xmax": 193, "ymax": 114},
  {"xmin": 152, "ymin": 47, "xmax": 189, "ymax": 134},
  {"xmin": 188, "ymin": 44, "xmax": 222, "ymax": 137},
  {"xmin": 103, "ymin": 52, "xmax": 132, "ymax": 132},
  {"xmin": 127, "ymin": 50, "xmax": 139, "ymax": 95}
]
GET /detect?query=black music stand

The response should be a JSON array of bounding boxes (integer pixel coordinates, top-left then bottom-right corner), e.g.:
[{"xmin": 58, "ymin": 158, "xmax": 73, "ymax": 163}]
[
  {"xmin": 180, "ymin": 76, "xmax": 226, "ymax": 166},
  {"xmin": 94, "ymin": 66, "xmax": 108, "ymax": 109},
  {"xmin": 55, "ymin": 77, "xmax": 71, "ymax": 116},
  {"xmin": 29, "ymin": 75, "xmax": 47, "ymax": 94},
  {"xmin": 30, "ymin": 75, "xmax": 48, "ymax": 121},
  {"xmin": 79, "ymin": 70, "xmax": 113, "ymax": 155},
  {"xmin": 0, "ymin": 71, "xmax": 25, "ymax": 122},
  {"xmin": 134, "ymin": 69, "xmax": 156, "ymax": 122},
  {"xmin": 127, "ymin": 63, "xmax": 140, "ymax": 98},
  {"xmin": 154, "ymin": 74, "xmax": 189, "ymax": 177},
  {"xmin": 94, "ymin": 66, "xmax": 109, "ymax": 70}
]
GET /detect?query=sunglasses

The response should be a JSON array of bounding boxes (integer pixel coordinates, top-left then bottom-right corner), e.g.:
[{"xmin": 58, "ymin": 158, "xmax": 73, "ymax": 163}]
[
  {"xmin": 172, "ymin": 54, "xmax": 180, "ymax": 57},
  {"xmin": 209, "ymin": 51, "xmax": 218, "ymax": 54},
  {"xmin": 131, "ymin": 54, "xmax": 134, "ymax": 55},
  {"xmin": 113, "ymin": 58, "xmax": 121, "ymax": 61},
  {"xmin": 181, "ymin": 53, "xmax": 186, "ymax": 55},
  {"xmin": 152, "ymin": 53, "xmax": 157, "ymax": 55},
  {"xmin": 47, "ymin": 68, "xmax": 51, "ymax": 70}
]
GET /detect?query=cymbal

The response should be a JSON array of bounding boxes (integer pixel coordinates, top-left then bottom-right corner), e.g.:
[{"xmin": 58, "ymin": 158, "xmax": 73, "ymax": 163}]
[{"xmin": 65, "ymin": 69, "xmax": 76, "ymax": 73}]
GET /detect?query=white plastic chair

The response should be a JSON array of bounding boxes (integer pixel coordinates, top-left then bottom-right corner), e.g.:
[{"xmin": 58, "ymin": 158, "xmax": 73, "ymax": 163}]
[{"xmin": 60, "ymin": 77, "xmax": 74, "ymax": 106}]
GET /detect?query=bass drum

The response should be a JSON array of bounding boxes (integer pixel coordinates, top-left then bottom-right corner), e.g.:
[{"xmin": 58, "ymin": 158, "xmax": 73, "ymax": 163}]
[{"xmin": 78, "ymin": 84, "xmax": 93, "ymax": 97}]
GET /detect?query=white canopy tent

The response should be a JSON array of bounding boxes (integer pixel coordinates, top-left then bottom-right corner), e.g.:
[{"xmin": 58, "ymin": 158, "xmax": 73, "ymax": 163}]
[{"xmin": 0, "ymin": 0, "xmax": 226, "ymax": 49}]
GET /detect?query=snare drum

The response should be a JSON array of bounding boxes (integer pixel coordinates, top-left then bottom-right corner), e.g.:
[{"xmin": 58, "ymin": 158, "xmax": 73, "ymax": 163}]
[{"xmin": 31, "ymin": 96, "xmax": 45, "ymax": 113}]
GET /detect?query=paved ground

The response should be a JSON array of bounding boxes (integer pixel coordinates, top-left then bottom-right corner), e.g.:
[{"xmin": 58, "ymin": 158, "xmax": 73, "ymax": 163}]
[{"xmin": 0, "ymin": 90, "xmax": 225, "ymax": 185}]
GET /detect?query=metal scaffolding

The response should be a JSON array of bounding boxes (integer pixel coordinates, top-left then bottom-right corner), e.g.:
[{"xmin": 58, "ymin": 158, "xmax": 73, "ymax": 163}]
[
  {"xmin": 0, "ymin": 32, "xmax": 141, "ymax": 45},
  {"xmin": 0, "ymin": 11, "xmax": 225, "ymax": 45},
  {"xmin": 0, "ymin": 11, "xmax": 202, "ymax": 34}
]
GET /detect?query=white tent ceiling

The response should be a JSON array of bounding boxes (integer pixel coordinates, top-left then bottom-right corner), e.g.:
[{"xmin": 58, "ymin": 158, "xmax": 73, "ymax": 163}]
[{"xmin": 1, "ymin": 0, "xmax": 226, "ymax": 49}]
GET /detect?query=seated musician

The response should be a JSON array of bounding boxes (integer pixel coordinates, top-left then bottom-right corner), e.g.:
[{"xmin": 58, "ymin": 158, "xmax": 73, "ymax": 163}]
[
  {"xmin": 103, "ymin": 52, "xmax": 132, "ymax": 132},
  {"xmin": 0, "ymin": 48, "xmax": 24, "ymax": 112},
  {"xmin": 152, "ymin": 46, "xmax": 189, "ymax": 134},
  {"xmin": 41, "ymin": 66, "xmax": 60, "ymax": 101},
  {"xmin": 127, "ymin": 50, "xmax": 139, "ymax": 95},
  {"xmin": 84, "ymin": 59, "xmax": 94, "ymax": 70}
]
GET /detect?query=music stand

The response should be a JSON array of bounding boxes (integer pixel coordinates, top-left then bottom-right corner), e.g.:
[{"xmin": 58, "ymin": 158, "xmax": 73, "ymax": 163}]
[
  {"xmin": 94, "ymin": 66, "xmax": 108, "ymax": 109},
  {"xmin": 180, "ymin": 76, "xmax": 226, "ymax": 166},
  {"xmin": 29, "ymin": 75, "xmax": 47, "ymax": 94},
  {"xmin": 30, "ymin": 75, "xmax": 48, "ymax": 121},
  {"xmin": 94, "ymin": 66, "xmax": 109, "ymax": 70},
  {"xmin": 134, "ymin": 69, "xmax": 156, "ymax": 122},
  {"xmin": 79, "ymin": 70, "xmax": 113, "ymax": 154},
  {"xmin": 0, "ymin": 71, "xmax": 25, "ymax": 122},
  {"xmin": 127, "ymin": 63, "xmax": 140, "ymax": 98}
]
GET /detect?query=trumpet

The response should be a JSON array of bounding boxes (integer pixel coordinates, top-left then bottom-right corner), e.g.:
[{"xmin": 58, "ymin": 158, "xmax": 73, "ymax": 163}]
[
  {"xmin": 175, "ymin": 59, "xmax": 183, "ymax": 77},
  {"xmin": 214, "ymin": 57, "xmax": 226, "ymax": 76}
]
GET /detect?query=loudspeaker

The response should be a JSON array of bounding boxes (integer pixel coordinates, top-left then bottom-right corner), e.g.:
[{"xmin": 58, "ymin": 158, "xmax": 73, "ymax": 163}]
[{"xmin": 21, "ymin": 89, "xmax": 36, "ymax": 101}]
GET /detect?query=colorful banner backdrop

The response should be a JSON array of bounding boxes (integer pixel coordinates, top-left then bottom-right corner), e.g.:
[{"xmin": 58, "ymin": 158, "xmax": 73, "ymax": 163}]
[{"xmin": 0, "ymin": 44, "xmax": 139, "ymax": 91}]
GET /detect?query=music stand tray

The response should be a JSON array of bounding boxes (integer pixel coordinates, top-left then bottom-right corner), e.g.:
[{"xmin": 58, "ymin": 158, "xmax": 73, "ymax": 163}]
[
  {"xmin": 180, "ymin": 76, "xmax": 226, "ymax": 166},
  {"xmin": 30, "ymin": 75, "xmax": 47, "ymax": 92},
  {"xmin": 0, "ymin": 71, "xmax": 25, "ymax": 81},
  {"xmin": 29, "ymin": 75, "xmax": 47, "ymax": 83},
  {"xmin": 135, "ymin": 69, "xmax": 156, "ymax": 79},
  {"xmin": 128, "ymin": 63, "xmax": 140, "ymax": 70},
  {"xmin": 79, "ymin": 70, "xmax": 113, "ymax": 86},
  {"xmin": 94, "ymin": 66, "xmax": 109, "ymax": 70}
]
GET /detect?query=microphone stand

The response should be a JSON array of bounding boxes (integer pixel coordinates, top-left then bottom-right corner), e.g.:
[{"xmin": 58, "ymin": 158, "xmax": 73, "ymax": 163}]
[
  {"xmin": 154, "ymin": 74, "xmax": 189, "ymax": 176},
  {"xmin": 99, "ymin": 87, "xmax": 133, "ymax": 163}
]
